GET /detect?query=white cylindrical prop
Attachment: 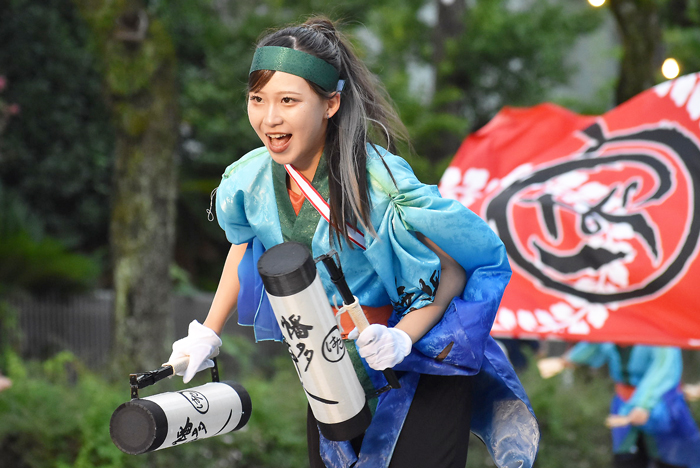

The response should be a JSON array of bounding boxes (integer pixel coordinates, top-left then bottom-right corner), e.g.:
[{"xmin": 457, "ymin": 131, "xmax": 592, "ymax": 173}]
[
  {"xmin": 110, "ymin": 381, "xmax": 251, "ymax": 455},
  {"xmin": 257, "ymin": 242, "xmax": 371, "ymax": 441}
]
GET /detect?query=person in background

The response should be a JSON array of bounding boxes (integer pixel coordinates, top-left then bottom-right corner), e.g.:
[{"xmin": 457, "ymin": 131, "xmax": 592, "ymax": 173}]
[{"xmin": 539, "ymin": 343, "xmax": 700, "ymax": 468}]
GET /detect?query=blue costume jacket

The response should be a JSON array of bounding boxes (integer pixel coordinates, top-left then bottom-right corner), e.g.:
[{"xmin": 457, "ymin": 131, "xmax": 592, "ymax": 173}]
[
  {"xmin": 569, "ymin": 343, "xmax": 700, "ymax": 468},
  {"xmin": 215, "ymin": 144, "xmax": 540, "ymax": 467}
]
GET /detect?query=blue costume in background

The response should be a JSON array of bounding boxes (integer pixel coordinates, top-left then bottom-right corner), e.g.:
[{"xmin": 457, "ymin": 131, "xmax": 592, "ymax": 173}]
[
  {"xmin": 569, "ymin": 343, "xmax": 700, "ymax": 468},
  {"xmin": 215, "ymin": 144, "xmax": 540, "ymax": 467}
]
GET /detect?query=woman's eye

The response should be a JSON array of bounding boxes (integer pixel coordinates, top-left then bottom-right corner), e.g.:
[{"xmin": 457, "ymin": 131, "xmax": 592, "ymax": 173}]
[
  {"xmin": 282, "ymin": 97, "xmax": 295, "ymax": 104},
  {"xmin": 249, "ymin": 95, "xmax": 262, "ymax": 103}
]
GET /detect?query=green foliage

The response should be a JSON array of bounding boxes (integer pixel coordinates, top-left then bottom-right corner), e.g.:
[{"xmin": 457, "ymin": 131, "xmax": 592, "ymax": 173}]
[
  {"xmin": 169, "ymin": 264, "xmax": 200, "ymax": 296},
  {"xmin": 0, "ymin": 0, "xmax": 114, "ymax": 252},
  {"xmin": 0, "ymin": 300, "xmax": 19, "ymax": 371},
  {"xmin": 0, "ymin": 182, "xmax": 101, "ymax": 295},
  {"xmin": 0, "ymin": 337, "xmax": 307, "ymax": 468},
  {"xmin": 441, "ymin": 0, "xmax": 603, "ymax": 126},
  {"xmin": 153, "ymin": 0, "xmax": 272, "ymax": 289},
  {"xmin": 521, "ymin": 366, "xmax": 613, "ymax": 467},
  {"xmin": 227, "ymin": 354, "xmax": 308, "ymax": 467},
  {"xmin": 2, "ymin": 341, "xmax": 699, "ymax": 468},
  {"xmin": 0, "ymin": 231, "xmax": 99, "ymax": 294},
  {"xmin": 661, "ymin": 0, "xmax": 700, "ymax": 75},
  {"xmin": 357, "ymin": 0, "xmax": 606, "ymax": 172},
  {"xmin": 0, "ymin": 352, "xmax": 97, "ymax": 468}
]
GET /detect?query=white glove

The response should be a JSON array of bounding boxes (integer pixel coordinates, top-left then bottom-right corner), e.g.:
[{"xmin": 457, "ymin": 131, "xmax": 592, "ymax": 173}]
[
  {"xmin": 167, "ymin": 320, "xmax": 222, "ymax": 384},
  {"xmin": 350, "ymin": 324, "xmax": 412, "ymax": 371}
]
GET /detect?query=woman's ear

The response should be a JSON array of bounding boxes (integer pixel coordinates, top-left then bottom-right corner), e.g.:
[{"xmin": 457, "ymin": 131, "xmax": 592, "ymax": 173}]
[{"xmin": 326, "ymin": 92, "xmax": 341, "ymax": 119}]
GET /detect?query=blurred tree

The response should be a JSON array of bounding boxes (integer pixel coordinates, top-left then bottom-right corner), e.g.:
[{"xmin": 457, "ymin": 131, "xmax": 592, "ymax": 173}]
[
  {"xmin": 430, "ymin": 0, "xmax": 469, "ymax": 164},
  {"xmin": 661, "ymin": 0, "xmax": 700, "ymax": 76},
  {"xmin": 606, "ymin": 0, "xmax": 699, "ymax": 105},
  {"xmin": 608, "ymin": 0, "xmax": 662, "ymax": 104},
  {"xmin": 154, "ymin": 0, "xmax": 273, "ymax": 290},
  {"xmin": 365, "ymin": 0, "xmax": 604, "ymax": 165},
  {"xmin": 0, "ymin": 0, "xmax": 114, "ymax": 253},
  {"xmin": 75, "ymin": 0, "xmax": 179, "ymax": 371}
]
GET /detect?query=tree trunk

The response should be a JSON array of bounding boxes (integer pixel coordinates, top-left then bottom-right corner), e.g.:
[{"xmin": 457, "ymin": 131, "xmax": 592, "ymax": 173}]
[
  {"xmin": 429, "ymin": 0, "xmax": 468, "ymax": 161},
  {"xmin": 432, "ymin": 0, "xmax": 467, "ymax": 68},
  {"xmin": 75, "ymin": 0, "xmax": 179, "ymax": 372},
  {"xmin": 608, "ymin": 0, "xmax": 662, "ymax": 105}
]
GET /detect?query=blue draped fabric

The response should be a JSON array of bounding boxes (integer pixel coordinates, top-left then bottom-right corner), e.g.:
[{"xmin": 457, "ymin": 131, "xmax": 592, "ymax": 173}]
[
  {"xmin": 236, "ymin": 237, "xmax": 282, "ymax": 342},
  {"xmin": 216, "ymin": 144, "xmax": 540, "ymax": 468}
]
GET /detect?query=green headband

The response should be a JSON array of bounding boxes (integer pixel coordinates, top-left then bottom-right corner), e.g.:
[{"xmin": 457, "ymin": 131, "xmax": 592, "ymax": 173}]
[{"xmin": 249, "ymin": 46, "xmax": 341, "ymax": 92}]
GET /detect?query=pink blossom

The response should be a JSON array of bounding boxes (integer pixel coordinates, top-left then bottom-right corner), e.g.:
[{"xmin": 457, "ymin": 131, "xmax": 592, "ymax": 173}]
[{"xmin": 8, "ymin": 103, "xmax": 20, "ymax": 115}]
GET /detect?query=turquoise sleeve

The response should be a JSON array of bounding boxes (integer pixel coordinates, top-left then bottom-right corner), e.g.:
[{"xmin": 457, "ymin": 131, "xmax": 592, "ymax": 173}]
[
  {"xmin": 628, "ymin": 347, "xmax": 681, "ymax": 410},
  {"xmin": 567, "ymin": 342, "xmax": 610, "ymax": 369}
]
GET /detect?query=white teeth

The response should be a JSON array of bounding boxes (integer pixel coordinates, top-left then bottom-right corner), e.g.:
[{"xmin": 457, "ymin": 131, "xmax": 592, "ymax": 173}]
[{"xmin": 267, "ymin": 134, "xmax": 289, "ymax": 139}]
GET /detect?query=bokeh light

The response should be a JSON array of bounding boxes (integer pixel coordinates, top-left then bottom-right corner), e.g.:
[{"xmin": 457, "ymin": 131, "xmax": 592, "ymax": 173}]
[
  {"xmin": 662, "ymin": 58, "xmax": 680, "ymax": 79},
  {"xmin": 588, "ymin": 0, "xmax": 606, "ymax": 7}
]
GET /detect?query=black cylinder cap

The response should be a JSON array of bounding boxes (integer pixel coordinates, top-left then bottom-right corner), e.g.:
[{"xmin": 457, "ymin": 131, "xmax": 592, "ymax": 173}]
[
  {"xmin": 316, "ymin": 400, "xmax": 372, "ymax": 441},
  {"xmin": 257, "ymin": 242, "xmax": 317, "ymax": 297},
  {"xmin": 110, "ymin": 399, "xmax": 168, "ymax": 455}
]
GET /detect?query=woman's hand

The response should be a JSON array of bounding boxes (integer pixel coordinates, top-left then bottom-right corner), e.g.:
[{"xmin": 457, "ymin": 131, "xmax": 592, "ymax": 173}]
[
  {"xmin": 683, "ymin": 383, "xmax": 700, "ymax": 401},
  {"xmin": 166, "ymin": 320, "xmax": 222, "ymax": 383},
  {"xmin": 627, "ymin": 407, "xmax": 650, "ymax": 426},
  {"xmin": 350, "ymin": 324, "xmax": 412, "ymax": 371},
  {"xmin": 605, "ymin": 407, "xmax": 650, "ymax": 428}
]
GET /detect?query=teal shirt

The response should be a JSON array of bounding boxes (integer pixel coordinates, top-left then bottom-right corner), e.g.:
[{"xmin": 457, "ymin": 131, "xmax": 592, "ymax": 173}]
[{"xmin": 568, "ymin": 343, "xmax": 681, "ymax": 410}]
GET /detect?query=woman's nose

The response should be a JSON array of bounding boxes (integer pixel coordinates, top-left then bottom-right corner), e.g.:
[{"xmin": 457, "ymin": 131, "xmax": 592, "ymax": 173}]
[{"xmin": 263, "ymin": 104, "xmax": 283, "ymax": 127}]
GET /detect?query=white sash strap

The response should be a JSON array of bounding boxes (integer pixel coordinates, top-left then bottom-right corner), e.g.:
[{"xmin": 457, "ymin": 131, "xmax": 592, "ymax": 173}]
[{"xmin": 284, "ymin": 164, "xmax": 366, "ymax": 250}]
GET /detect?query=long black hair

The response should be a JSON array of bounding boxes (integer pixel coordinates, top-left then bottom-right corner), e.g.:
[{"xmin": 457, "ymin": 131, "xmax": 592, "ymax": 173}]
[{"xmin": 248, "ymin": 16, "xmax": 408, "ymax": 245}]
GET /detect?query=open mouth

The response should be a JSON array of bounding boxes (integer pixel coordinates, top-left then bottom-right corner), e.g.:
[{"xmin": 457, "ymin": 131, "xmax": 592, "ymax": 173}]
[{"xmin": 267, "ymin": 133, "xmax": 291, "ymax": 153}]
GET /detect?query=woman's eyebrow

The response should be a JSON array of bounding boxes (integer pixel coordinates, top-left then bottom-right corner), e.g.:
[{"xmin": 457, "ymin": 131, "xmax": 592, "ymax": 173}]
[{"xmin": 249, "ymin": 90, "xmax": 303, "ymax": 96}]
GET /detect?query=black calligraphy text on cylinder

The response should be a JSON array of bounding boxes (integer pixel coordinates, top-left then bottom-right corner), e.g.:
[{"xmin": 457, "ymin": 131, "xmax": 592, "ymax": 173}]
[
  {"xmin": 257, "ymin": 242, "xmax": 371, "ymax": 441},
  {"xmin": 110, "ymin": 381, "xmax": 251, "ymax": 455}
]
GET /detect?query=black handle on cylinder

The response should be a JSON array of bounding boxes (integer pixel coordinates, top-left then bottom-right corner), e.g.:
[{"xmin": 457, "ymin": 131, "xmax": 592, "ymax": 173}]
[
  {"xmin": 129, "ymin": 358, "xmax": 220, "ymax": 399},
  {"xmin": 317, "ymin": 253, "xmax": 401, "ymax": 390}
]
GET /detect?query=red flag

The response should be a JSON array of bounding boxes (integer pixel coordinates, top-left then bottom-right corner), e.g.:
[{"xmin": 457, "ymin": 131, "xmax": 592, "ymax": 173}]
[{"xmin": 440, "ymin": 73, "xmax": 700, "ymax": 348}]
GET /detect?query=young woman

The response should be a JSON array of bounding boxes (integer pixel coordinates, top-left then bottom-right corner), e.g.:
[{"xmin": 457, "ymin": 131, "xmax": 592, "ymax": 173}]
[{"xmin": 168, "ymin": 17, "xmax": 539, "ymax": 468}]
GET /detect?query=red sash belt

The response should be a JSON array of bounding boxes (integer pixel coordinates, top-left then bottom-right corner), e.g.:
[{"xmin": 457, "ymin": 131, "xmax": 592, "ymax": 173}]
[{"xmin": 615, "ymin": 383, "xmax": 636, "ymax": 402}]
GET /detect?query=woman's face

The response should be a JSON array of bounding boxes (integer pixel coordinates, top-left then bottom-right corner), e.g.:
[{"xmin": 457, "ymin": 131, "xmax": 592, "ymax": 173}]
[{"xmin": 247, "ymin": 71, "xmax": 340, "ymax": 172}]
